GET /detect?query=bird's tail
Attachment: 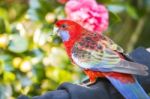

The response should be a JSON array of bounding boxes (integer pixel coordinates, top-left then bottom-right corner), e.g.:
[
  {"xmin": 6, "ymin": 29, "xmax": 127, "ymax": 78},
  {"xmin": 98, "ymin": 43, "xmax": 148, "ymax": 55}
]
[{"xmin": 104, "ymin": 73, "xmax": 150, "ymax": 99}]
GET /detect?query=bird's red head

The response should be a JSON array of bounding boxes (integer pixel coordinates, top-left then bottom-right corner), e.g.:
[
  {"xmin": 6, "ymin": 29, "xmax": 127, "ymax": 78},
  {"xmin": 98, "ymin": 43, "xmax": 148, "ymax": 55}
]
[
  {"xmin": 55, "ymin": 20, "xmax": 82, "ymax": 43},
  {"xmin": 55, "ymin": 20, "xmax": 83, "ymax": 57}
]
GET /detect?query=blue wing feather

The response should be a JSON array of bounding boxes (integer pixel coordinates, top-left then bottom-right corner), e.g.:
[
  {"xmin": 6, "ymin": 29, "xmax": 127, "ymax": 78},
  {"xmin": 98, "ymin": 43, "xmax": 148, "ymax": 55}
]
[{"xmin": 106, "ymin": 76, "xmax": 150, "ymax": 99}]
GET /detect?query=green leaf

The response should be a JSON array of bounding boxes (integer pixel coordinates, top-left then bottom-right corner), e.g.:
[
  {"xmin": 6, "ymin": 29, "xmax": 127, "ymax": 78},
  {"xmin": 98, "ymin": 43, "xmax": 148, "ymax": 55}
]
[
  {"xmin": 0, "ymin": 85, "xmax": 7, "ymax": 99},
  {"xmin": 8, "ymin": 34, "xmax": 28, "ymax": 53},
  {"xmin": 28, "ymin": 0, "xmax": 57, "ymax": 21},
  {"xmin": 144, "ymin": 0, "xmax": 150, "ymax": 12},
  {"xmin": 96, "ymin": 0, "xmax": 112, "ymax": 4},
  {"xmin": 126, "ymin": 4, "xmax": 139, "ymax": 19},
  {"xmin": 107, "ymin": 4, "xmax": 125, "ymax": 13},
  {"xmin": 3, "ymin": 71, "xmax": 16, "ymax": 82},
  {"xmin": 0, "ymin": 8, "xmax": 8, "ymax": 20},
  {"xmin": 0, "ymin": 17, "xmax": 6, "ymax": 33},
  {"xmin": 0, "ymin": 60, "xmax": 4, "ymax": 74},
  {"xmin": 109, "ymin": 11, "xmax": 121, "ymax": 26}
]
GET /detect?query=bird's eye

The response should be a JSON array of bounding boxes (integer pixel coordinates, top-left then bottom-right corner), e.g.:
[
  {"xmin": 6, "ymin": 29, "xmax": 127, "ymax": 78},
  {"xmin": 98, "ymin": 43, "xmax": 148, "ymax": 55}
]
[{"xmin": 61, "ymin": 24, "xmax": 67, "ymax": 28}]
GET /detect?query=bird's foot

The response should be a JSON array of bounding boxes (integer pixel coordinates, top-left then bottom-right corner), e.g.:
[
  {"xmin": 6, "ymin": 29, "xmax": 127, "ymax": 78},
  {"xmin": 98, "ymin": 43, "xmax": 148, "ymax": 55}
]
[
  {"xmin": 81, "ymin": 79, "xmax": 97, "ymax": 87},
  {"xmin": 81, "ymin": 81, "xmax": 96, "ymax": 87}
]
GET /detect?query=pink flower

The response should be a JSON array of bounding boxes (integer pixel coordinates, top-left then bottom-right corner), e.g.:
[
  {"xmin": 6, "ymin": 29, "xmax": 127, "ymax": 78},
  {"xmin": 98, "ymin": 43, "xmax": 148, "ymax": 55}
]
[{"xmin": 65, "ymin": 0, "xmax": 109, "ymax": 34}]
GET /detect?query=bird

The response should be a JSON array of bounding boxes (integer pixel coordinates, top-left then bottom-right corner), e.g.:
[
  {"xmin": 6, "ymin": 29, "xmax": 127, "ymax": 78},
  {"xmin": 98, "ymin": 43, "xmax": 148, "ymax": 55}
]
[{"xmin": 54, "ymin": 19, "xmax": 150, "ymax": 99}]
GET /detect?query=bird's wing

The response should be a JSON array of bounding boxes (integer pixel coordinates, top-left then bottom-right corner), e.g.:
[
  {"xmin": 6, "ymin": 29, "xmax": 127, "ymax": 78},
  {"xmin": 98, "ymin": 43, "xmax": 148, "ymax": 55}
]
[
  {"xmin": 100, "ymin": 34, "xmax": 124, "ymax": 53},
  {"xmin": 71, "ymin": 33, "xmax": 148, "ymax": 76}
]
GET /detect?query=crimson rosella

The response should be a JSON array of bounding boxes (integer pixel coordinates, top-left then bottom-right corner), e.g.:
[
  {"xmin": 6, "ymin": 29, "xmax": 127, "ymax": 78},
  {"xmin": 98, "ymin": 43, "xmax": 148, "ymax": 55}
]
[{"xmin": 55, "ymin": 20, "xmax": 150, "ymax": 99}]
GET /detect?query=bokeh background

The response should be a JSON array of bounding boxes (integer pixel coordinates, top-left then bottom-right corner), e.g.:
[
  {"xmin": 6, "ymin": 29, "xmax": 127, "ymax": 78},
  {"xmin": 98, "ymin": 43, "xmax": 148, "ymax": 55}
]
[{"xmin": 0, "ymin": 0, "xmax": 150, "ymax": 98}]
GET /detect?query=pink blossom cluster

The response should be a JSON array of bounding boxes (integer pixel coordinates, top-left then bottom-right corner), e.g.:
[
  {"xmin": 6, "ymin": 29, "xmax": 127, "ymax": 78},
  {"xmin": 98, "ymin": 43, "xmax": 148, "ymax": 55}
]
[{"xmin": 65, "ymin": 0, "xmax": 109, "ymax": 34}]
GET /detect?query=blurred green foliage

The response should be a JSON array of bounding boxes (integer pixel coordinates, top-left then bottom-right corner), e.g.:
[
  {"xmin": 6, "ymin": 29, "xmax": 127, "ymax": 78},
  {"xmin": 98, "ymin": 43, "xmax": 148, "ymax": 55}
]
[{"xmin": 0, "ymin": 0, "xmax": 150, "ymax": 98}]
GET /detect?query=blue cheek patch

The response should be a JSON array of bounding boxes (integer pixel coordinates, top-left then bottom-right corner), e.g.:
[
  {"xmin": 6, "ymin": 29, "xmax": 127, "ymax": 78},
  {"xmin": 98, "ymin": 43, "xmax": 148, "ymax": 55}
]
[{"xmin": 59, "ymin": 30, "xmax": 70, "ymax": 42}]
